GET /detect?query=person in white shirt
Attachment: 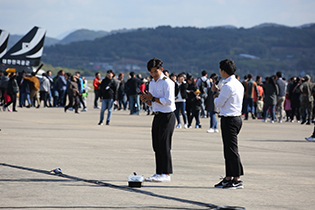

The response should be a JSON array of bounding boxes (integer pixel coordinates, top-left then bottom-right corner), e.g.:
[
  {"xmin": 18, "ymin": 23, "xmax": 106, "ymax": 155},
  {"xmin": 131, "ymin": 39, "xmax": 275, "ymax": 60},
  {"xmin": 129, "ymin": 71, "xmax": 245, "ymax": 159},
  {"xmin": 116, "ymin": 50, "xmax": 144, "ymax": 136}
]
[
  {"xmin": 212, "ymin": 59, "xmax": 245, "ymax": 189},
  {"xmin": 140, "ymin": 57, "xmax": 176, "ymax": 182}
]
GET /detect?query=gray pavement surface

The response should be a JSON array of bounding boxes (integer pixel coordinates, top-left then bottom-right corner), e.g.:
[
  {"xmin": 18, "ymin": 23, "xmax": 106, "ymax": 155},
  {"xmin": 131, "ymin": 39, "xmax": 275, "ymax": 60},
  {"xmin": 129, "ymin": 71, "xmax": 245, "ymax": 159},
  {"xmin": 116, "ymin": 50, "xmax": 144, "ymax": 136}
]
[{"xmin": 1, "ymin": 97, "xmax": 315, "ymax": 209}]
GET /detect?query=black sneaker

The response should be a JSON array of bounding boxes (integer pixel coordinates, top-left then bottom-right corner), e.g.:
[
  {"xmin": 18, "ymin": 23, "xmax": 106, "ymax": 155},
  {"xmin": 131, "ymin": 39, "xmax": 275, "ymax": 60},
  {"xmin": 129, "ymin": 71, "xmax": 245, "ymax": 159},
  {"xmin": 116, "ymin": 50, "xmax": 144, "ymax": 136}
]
[
  {"xmin": 223, "ymin": 179, "xmax": 244, "ymax": 189},
  {"xmin": 214, "ymin": 178, "xmax": 229, "ymax": 188}
]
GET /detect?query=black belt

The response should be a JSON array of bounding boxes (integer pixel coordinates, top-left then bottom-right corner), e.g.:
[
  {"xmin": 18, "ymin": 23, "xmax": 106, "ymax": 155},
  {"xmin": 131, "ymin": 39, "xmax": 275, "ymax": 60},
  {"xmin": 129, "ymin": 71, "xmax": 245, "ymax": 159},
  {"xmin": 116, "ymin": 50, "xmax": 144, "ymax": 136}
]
[
  {"xmin": 153, "ymin": 111, "xmax": 173, "ymax": 115},
  {"xmin": 219, "ymin": 115, "xmax": 240, "ymax": 118}
]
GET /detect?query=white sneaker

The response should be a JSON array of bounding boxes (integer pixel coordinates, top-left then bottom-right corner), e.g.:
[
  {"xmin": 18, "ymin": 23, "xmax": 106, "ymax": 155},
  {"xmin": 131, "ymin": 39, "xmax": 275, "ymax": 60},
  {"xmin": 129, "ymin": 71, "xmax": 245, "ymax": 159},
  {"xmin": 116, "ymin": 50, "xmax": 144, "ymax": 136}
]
[
  {"xmin": 176, "ymin": 124, "xmax": 182, "ymax": 129},
  {"xmin": 94, "ymin": 106, "xmax": 100, "ymax": 109},
  {"xmin": 278, "ymin": 120, "xmax": 282, "ymax": 123},
  {"xmin": 81, "ymin": 108, "xmax": 87, "ymax": 112},
  {"xmin": 145, "ymin": 174, "xmax": 160, "ymax": 182},
  {"xmin": 207, "ymin": 128, "xmax": 215, "ymax": 133},
  {"xmin": 262, "ymin": 119, "xmax": 267, "ymax": 123},
  {"xmin": 157, "ymin": 174, "xmax": 171, "ymax": 182},
  {"xmin": 305, "ymin": 136, "xmax": 315, "ymax": 142},
  {"xmin": 188, "ymin": 125, "xmax": 192, "ymax": 128},
  {"xmin": 184, "ymin": 124, "xmax": 188, "ymax": 129},
  {"xmin": 270, "ymin": 120, "xmax": 274, "ymax": 123},
  {"xmin": 214, "ymin": 129, "xmax": 219, "ymax": 133}
]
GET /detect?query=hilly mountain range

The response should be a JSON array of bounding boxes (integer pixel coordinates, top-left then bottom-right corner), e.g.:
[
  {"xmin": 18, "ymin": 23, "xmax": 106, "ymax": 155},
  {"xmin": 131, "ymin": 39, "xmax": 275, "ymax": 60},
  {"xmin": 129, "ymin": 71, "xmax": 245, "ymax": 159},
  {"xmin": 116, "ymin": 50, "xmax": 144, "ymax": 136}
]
[
  {"xmin": 8, "ymin": 23, "xmax": 315, "ymax": 78},
  {"xmin": 41, "ymin": 23, "xmax": 315, "ymax": 78}
]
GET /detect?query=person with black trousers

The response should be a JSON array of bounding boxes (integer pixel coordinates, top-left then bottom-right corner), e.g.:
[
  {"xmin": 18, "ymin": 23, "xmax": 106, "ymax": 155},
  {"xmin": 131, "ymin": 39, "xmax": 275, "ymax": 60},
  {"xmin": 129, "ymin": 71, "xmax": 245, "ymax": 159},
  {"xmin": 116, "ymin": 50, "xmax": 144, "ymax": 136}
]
[
  {"xmin": 4, "ymin": 73, "xmax": 19, "ymax": 112},
  {"xmin": 140, "ymin": 57, "xmax": 176, "ymax": 182},
  {"xmin": 64, "ymin": 75, "xmax": 80, "ymax": 114},
  {"xmin": 212, "ymin": 59, "xmax": 245, "ymax": 189}
]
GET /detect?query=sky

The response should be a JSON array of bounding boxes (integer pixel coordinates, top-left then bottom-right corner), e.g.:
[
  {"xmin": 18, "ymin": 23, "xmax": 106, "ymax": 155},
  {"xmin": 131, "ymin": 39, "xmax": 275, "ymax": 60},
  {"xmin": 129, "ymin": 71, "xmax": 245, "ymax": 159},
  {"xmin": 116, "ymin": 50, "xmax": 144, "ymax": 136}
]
[{"xmin": 1, "ymin": 0, "xmax": 314, "ymax": 39}]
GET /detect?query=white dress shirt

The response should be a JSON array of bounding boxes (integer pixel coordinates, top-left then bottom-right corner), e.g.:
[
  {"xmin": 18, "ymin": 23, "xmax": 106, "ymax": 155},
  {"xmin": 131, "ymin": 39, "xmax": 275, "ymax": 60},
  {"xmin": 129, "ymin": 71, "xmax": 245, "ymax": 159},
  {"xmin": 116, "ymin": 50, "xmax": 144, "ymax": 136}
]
[
  {"xmin": 214, "ymin": 75, "xmax": 244, "ymax": 116},
  {"xmin": 149, "ymin": 73, "xmax": 176, "ymax": 113}
]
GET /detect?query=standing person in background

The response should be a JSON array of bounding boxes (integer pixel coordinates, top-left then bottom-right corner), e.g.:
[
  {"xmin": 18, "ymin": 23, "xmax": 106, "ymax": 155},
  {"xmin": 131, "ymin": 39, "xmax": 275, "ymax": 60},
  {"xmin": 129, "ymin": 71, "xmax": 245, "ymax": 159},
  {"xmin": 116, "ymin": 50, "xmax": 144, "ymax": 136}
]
[
  {"xmin": 243, "ymin": 74, "xmax": 259, "ymax": 120},
  {"xmin": 262, "ymin": 76, "xmax": 278, "ymax": 123},
  {"xmin": 299, "ymin": 75, "xmax": 314, "ymax": 125},
  {"xmin": 93, "ymin": 72, "xmax": 101, "ymax": 109},
  {"xmin": 289, "ymin": 77, "xmax": 301, "ymax": 122},
  {"xmin": 196, "ymin": 70, "xmax": 210, "ymax": 118},
  {"xmin": 98, "ymin": 70, "xmax": 118, "ymax": 125},
  {"xmin": 46, "ymin": 70, "xmax": 53, "ymax": 107},
  {"xmin": 212, "ymin": 59, "xmax": 244, "ymax": 189},
  {"xmin": 206, "ymin": 73, "xmax": 219, "ymax": 133},
  {"xmin": 39, "ymin": 73, "xmax": 50, "ymax": 108},
  {"xmin": 4, "ymin": 72, "xmax": 19, "ymax": 112},
  {"xmin": 56, "ymin": 70, "xmax": 67, "ymax": 107},
  {"xmin": 24, "ymin": 72, "xmax": 40, "ymax": 108},
  {"xmin": 64, "ymin": 75, "xmax": 80, "ymax": 114},
  {"xmin": 186, "ymin": 76, "xmax": 197, "ymax": 128},
  {"xmin": 174, "ymin": 73, "xmax": 188, "ymax": 129},
  {"xmin": 140, "ymin": 57, "xmax": 176, "ymax": 182},
  {"xmin": 0, "ymin": 72, "xmax": 9, "ymax": 106},
  {"xmin": 19, "ymin": 72, "xmax": 31, "ymax": 108},
  {"xmin": 275, "ymin": 71, "xmax": 287, "ymax": 123},
  {"xmin": 125, "ymin": 71, "xmax": 143, "ymax": 115},
  {"xmin": 118, "ymin": 72, "xmax": 127, "ymax": 111},
  {"xmin": 75, "ymin": 72, "xmax": 87, "ymax": 112},
  {"xmin": 81, "ymin": 76, "xmax": 90, "ymax": 111}
]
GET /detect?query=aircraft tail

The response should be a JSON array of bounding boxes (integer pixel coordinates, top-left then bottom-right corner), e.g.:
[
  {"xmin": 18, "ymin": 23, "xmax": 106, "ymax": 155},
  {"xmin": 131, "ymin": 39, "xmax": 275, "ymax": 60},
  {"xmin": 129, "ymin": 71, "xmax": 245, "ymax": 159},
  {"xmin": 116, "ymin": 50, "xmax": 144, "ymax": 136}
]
[
  {"xmin": 0, "ymin": 29, "xmax": 9, "ymax": 58},
  {"xmin": 1, "ymin": 26, "xmax": 46, "ymax": 67}
]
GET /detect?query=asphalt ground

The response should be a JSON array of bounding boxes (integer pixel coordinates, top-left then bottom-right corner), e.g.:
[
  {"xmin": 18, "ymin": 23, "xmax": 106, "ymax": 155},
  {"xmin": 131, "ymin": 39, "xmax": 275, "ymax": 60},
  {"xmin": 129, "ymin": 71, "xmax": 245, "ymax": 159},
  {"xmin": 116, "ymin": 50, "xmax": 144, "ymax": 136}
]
[{"xmin": 1, "ymin": 96, "xmax": 315, "ymax": 210}]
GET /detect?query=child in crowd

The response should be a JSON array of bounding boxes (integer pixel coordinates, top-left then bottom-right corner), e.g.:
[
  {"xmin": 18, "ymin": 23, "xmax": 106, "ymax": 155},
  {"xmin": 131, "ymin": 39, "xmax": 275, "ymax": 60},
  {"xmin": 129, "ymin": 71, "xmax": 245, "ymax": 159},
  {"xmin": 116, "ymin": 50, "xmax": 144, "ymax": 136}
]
[
  {"xmin": 191, "ymin": 89, "xmax": 202, "ymax": 128},
  {"xmin": 284, "ymin": 93, "xmax": 291, "ymax": 122},
  {"xmin": 256, "ymin": 96, "xmax": 264, "ymax": 119}
]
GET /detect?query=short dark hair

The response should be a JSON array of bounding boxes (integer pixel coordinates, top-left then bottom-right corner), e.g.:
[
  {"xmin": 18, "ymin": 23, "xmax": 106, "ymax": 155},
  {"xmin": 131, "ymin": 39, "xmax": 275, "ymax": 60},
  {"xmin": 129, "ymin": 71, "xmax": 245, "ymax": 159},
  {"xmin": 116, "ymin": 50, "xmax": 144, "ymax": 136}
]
[
  {"xmin": 248, "ymin": 74, "xmax": 253, "ymax": 79},
  {"xmin": 276, "ymin": 71, "xmax": 282, "ymax": 78},
  {"xmin": 201, "ymin": 70, "xmax": 207, "ymax": 76},
  {"xmin": 219, "ymin": 59, "xmax": 236, "ymax": 75},
  {"xmin": 95, "ymin": 72, "xmax": 100, "ymax": 77},
  {"xmin": 147, "ymin": 57, "xmax": 163, "ymax": 71},
  {"xmin": 130, "ymin": 71, "xmax": 135, "ymax": 77},
  {"xmin": 107, "ymin": 70, "xmax": 114, "ymax": 74},
  {"xmin": 163, "ymin": 69, "xmax": 169, "ymax": 74}
]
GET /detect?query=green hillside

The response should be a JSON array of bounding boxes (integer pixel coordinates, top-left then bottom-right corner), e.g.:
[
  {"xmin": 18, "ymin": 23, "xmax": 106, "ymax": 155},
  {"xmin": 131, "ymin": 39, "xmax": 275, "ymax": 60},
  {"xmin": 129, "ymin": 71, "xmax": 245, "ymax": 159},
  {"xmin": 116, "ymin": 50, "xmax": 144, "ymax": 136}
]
[{"xmin": 42, "ymin": 24, "xmax": 315, "ymax": 78}]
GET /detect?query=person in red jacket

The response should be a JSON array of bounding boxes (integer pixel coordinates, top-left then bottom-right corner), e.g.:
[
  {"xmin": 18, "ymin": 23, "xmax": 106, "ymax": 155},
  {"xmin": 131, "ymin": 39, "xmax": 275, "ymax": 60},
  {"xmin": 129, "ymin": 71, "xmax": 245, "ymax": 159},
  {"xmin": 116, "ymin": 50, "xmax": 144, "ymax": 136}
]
[{"xmin": 93, "ymin": 72, "xmax": 101, "ymax": 109}]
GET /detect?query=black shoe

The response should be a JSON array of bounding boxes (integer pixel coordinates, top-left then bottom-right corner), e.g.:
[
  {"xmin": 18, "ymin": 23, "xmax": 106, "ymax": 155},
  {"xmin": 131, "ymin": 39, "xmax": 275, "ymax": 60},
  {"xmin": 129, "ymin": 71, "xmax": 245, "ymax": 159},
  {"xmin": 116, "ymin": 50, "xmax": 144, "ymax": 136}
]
[
  {"xmin": 214, "ymin": 178, "xmax": 229, "ymax": 188},
  {"xmin": 223, "ymin": 179, "xmax": 244, "ymax": 189},
  {"xmin": 306, "ymin": 121, "xmax": 311, "ymax": 125},
  {"xmin": 301, "ymin": 121, "xmax": 306, "ymax": 125},
  {"xmin": 252, "ymin": 114, "xmax": 256, "ymax": 119},
  {"xmin": 106, "ymin": 121, "xmax": 110, "ymax": 125},
  {"xmin": 98, "ymin": 122, "xmax": 103, "ymax": 125}
]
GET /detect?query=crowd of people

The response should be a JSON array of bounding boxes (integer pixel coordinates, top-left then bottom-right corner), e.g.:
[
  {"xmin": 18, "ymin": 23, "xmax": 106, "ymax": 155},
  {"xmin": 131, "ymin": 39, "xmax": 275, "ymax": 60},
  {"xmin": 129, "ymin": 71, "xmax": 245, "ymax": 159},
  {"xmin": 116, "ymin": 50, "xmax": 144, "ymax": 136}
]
[
  {"xmin": 0, "ymin": 70, "xmax": 89, "ymax": 113},
  {"xmin": 1, "ymin": 69, "xmax": 315, "ymax": 132}
]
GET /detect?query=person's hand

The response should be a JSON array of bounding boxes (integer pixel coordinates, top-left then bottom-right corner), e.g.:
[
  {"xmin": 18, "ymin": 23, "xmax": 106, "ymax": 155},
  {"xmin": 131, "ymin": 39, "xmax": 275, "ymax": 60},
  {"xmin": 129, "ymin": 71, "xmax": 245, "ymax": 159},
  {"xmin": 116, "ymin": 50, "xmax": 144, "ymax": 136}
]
[{"xmin": 211, "ymin": 83, "xmax": 219, "ymax": 92}]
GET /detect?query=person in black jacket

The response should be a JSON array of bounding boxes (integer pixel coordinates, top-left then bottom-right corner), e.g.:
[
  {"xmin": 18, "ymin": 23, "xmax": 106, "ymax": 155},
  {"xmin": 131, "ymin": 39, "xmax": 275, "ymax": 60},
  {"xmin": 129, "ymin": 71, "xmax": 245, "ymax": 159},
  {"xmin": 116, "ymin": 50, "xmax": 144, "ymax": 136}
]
[
  {"xmin": 98, "ymin": 70, "xmax": 118, "ymax": 125},
  {"xmin": 174, "ymin": 73, "xmax": 188, "ymax": 128},
  {"xmin": 125, "ymin": 71, "xmax": 143, "ymax": 115},
  {"xmin": 4, "ymin": 72, "xmax": 19, "ymax": 112},
  {"xmin": 186, "ymin": 76, "xmax": 197, "ymax": 128}
]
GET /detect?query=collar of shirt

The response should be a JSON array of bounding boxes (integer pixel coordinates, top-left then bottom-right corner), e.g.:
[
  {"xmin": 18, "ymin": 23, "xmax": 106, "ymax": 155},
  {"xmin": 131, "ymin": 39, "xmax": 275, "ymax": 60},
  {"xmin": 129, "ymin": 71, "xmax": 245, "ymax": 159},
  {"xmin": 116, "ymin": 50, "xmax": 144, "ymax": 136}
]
[{"xmin": 223, "ymin": 75, "xmax": 235, "ymax": 84}]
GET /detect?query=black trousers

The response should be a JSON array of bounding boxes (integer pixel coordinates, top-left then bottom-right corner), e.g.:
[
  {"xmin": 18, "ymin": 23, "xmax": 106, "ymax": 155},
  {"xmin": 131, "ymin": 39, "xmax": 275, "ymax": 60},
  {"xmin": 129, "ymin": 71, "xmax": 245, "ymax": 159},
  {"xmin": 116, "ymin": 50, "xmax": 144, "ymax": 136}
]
[
  {"xmin": 152, "ymin": 112, "xmax": 176, "ymax": 174},
  {"xmin": 65, "ymin": 94, "xmax": 79, "ymax": 113},
  {"xmin": 220, "ymin": 116, "xmax": 244, "ymax": 177}
]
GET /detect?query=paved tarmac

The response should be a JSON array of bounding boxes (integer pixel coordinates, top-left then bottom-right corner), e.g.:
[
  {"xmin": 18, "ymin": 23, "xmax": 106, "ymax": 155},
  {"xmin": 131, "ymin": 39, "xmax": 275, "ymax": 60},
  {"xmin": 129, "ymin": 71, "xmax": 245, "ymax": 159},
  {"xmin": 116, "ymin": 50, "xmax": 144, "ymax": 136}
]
[{"xmin": 1, "ymin": 97, "xmax": 315, "ymax": 209}]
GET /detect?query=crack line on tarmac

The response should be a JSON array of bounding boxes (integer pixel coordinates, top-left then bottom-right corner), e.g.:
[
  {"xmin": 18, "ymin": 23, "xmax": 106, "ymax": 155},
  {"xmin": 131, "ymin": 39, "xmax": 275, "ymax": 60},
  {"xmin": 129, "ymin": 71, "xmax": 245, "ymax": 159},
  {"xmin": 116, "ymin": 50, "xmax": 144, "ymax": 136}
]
[{"xmin": 1, "ymin": 163, "xmax": 245, "ymax": 210}]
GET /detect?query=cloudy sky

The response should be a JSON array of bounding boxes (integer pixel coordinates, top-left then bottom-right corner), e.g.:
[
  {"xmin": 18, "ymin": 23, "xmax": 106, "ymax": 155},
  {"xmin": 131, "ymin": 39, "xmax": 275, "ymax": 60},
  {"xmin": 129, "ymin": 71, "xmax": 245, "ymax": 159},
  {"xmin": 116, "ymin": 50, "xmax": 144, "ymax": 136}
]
[{"xmin": 1, "ymin": 0, "xmax": 314, "ymax": 39}]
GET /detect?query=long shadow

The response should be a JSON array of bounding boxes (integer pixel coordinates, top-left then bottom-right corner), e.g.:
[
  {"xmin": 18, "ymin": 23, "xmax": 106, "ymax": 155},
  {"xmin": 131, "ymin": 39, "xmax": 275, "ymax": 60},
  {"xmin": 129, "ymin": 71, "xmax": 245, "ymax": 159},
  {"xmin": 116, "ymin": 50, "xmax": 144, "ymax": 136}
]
[
  {"xmin": 249, "ymin": 139, "xmax": 306, "ymax": 143},
  {"xmin": 0, "ymin": 163, "xmax": 245, "ymax": 210},
  {"xmin": 0, "ymin": 206, "xmax": 206, "ymax": 209}
]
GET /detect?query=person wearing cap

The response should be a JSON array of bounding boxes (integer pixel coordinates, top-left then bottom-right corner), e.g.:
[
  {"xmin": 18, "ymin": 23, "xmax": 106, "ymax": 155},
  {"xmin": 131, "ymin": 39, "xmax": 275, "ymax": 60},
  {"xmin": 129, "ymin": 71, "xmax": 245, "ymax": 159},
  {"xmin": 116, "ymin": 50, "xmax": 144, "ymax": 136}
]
[
  {"xmin": 98, "ymin": 70, "xmax": 118, "ymax": 125},
  {"xmin": 190, "ymin": 89, "xmax": 202, "ymax": 128},
  {"xmin": 212, "ymin": 59, "xmax": 244, "ymax": 189},
  {"xmin": 299, "ymin": 75, "xmax": 314, "ymax": 125},
  {"xmin": 140, "ymin": 57, "xmax": 176, "ymax": 182}
]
